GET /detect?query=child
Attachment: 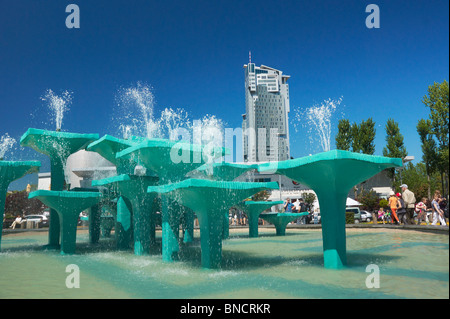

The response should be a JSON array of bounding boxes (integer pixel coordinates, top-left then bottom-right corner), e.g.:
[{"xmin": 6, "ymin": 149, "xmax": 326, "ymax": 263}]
[
  {"xmin": 385, "ymin": 210, "xmax": 392, "ymax": 224},
  {"xmin": 415, "ymin": 198, "xmax": 429, "ymax": 225},
  {"xmin": 378, "ymin": 207, "xmax": 386, "ymax": 224}
]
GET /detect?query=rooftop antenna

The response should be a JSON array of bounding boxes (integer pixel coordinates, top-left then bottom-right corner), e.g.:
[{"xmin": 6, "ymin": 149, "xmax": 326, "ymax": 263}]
[{"xmin": 249, "ymin": 51, "xmax": 252, "ymax": 64}]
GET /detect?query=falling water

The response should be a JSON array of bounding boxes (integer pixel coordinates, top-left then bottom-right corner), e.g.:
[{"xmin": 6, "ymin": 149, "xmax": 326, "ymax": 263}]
[
  {"xmin": 158, "ymin": 107, "xmax": 192, "ymax": 140},
  {"xmin": 118, "ymin": 123, "xmax": 135, "ymax": 140},
  {"xmin": 113, "ymin": 82, "xmax": 227, "ymax": 177},
  {"xmin": 293, "ymin": 97, "xmax": 343, "ymax": 153},
  {"xmin": 116, "ymin": 107, "xmax": 191, "ymax": 141},
  {"xmin": 114, "ymin": 83, "xmax": 225, "ymax": 147},
  {"xmin": 41, "ymin": 89, "xmax": 72, "ymax": 131},
  {"xmin": 195, "ymin": 114, "xmax": 225, "ymax": 173},
  {"xmin": 0, "ymin": 133, "xmax": 16, "ymax": 160},
  {"xmin": 116, "ymin": 82, "xmax": 159, "ymax": 139}
]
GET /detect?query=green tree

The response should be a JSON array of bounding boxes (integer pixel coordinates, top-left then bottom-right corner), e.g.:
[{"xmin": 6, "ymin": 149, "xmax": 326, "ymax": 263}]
[
  {"xmin": 251, "ymin": 190, "xmax": 270, "ymax": 201},
  {"xmin": 357, "ymin": 190, "xmax": 380, "ymax": 211},
  {"xmin": 416, "ymin": 119, "xmax": 437, "ymax": 198},
  {"xmin": 348, "ymin": 118, "xmax": 376, "ymax": 195},
  {"xmin": 303, "ymin": 192, "xmax": 316, "ymax": 210},
  {"xmin": 382, "ymin": 119, "xmax": 407, "ymax": 183},
  {"xmin": 335, "ymin": 119, "xmax": 352, "ymax": 151},
  {"xmin": 336, "ymin": 118, "xmax": 376, "ymax": 155},
  {"xmin": 379, "ymin": 198, "xmax": 389, "ymax": 209},
  {"xmin": 346, "ymin": 118, "xmax": 377, "ymax": 155},
  {"xmin": 358, "ymin": 118, "xmax": 376, "ymax": 155},
  {"xmin": 351, "ymin": 123, "xmax": 361, "ymax": 153},
  {"xmin": 383, "ymin": 119, "xmax": 407, "ymax": 159},
  {"xmin": 400, "ymin": 162, "xmax": 442, "ymax": 201},
  {"xmin": 422, "ymin": 80, "xmax": 449, "ymax": 196},
  {"xmin": 4, "ymin": 191, "xmax": 46, "ymax": 217},
  {"xmin": 356, "ymin": 190, "xmax": 380, "ymax": 223},
  {"xmin": 335, "ymin": 118, "xmax": 377, "ymax": 196}
]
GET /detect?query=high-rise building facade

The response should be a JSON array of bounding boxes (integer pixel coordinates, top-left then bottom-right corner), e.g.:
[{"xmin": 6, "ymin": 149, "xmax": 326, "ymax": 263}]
[{"xmin": 242, "ymin": 61, "xmax": 291, "ymax": 162}]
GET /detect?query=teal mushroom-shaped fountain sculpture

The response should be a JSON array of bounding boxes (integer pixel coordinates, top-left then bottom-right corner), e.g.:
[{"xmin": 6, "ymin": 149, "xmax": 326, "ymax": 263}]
[
  {"xmin": 20, "ymin": 128, "xmax": 99, "ymax": 248},
  {"xmin": 148, "ymin": 178, "xmax": 279, "ymax": 269},
  {"xmin": 117, "ymin": 138, "xmax": 229, "ymax": 262},
  {"xmin": 259, "ymin": 212, "xmax": 308, "ymax": 236},
  {"xmin": 234, "ymin": 201, "xmax": 285, "ymax": 238},
  {"xmin": 87, "ymin": 135, "xmax": 148, "ymax": 250},
  {"xmin": 194, "ymin": 161, "xmax": 260, "ymax": 239},
  {"xmin": 92, "ymin": 173, "xmax": 159, "ymax": 256},
  {"xmin": 86, "ymin": 134, "xmax": 143, "ymax": 175},
  {"xmin": 28, "ymin": 190, "xmax": 102, "ymax": 254},
  {"xmin": 258, "ymin": 150, "xmax": 402, "ymax": 269}
]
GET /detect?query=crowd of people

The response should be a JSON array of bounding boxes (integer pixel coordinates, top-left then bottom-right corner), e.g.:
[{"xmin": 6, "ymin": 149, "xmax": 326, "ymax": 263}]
[
  {"xmin": 229, "ymin": 183, "xmax": 448, "ymax": 228},
  {"xmin": 229, "ymin": 197, "xmax": 313, "ymax": 226},
  {"xmin": 380, "ymin": 184, "xmax": 448, "ymax": 226},
  {"xmin": 283, "ymin": 197, "xmax": 314, "ymax": 224}
]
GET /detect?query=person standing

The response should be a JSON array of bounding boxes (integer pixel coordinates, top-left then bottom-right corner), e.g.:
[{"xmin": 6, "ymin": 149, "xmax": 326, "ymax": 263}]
[
  {"xmin": 283, "ymin": 198, "xmax": 293, "ymax": 213},
  {"xmin": 298, "ymin": 198, "xmax": 307, "ymax": 224},
  {"xmin": 396, "ymin": 193, "xmax": 407, "ymax": 225},
  {"xmin": 389, "ymin": 192, "xmax": 400, "ymax": 224},
  {"xmin": 438, "ymin": 195, "xmax": 448, "ymax": 221},
  {"xmin": 292, "ymin": 199, "xmax": 300, "ymax": 224},
  {"xmin": 431, "ymin": 192, "xmax": 447, "ymax": 226},
  {"xmin": 237, "ymin": 210, "xmax": 243, "ymax": 225},
  {"xmin": 292, "ymin": 199, "xmax": 299, "ymax": 213},
  {"xmin": 313, "ymin": 208, "xmax": 319, "ymax": 224},
  {"xmin": 400, "ymin": 184, "xmax": 416, "ymax": 225}
]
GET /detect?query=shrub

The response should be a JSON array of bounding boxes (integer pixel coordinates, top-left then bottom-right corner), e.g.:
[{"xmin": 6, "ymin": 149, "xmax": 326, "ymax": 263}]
[
  {"xmin": 357, "ymin": 190, "xmax": 380, "ymax": 212},
  {"xmin": 345, "ymin": 211, "xmax": 355, "ymax": 224},
  {"xmin": 379, "ymin": 198, "xmax": 389, "ymax": 209}
]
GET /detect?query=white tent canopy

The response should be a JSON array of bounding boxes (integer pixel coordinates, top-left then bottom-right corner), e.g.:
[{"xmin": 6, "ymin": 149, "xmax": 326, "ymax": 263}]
[
  {"xmin": 313, "ymin": 197, "xmax": 362, "ymax": 210},
  {"xmin": 346, "ymin": 197, "xmax": 362, "ymax": 206}
]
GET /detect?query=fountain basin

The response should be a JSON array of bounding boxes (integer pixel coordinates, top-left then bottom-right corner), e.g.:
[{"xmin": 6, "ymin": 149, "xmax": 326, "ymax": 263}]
[
  {"xmin": 259, "ymin": 150, "xmax": 402, "ymax": 269},
  {"xmin": 28, "ymin": 190, "xmax": 102, "ymax": 254},
  {"xmin": 148, "ymin": 179, "xmax": 279, "ymax": 269}
]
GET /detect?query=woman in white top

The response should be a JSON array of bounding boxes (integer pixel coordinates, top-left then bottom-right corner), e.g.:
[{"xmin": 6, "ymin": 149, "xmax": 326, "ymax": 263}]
[{"xmin": 431, "ymin": 193, "xmax": 447, "ymax": 226}]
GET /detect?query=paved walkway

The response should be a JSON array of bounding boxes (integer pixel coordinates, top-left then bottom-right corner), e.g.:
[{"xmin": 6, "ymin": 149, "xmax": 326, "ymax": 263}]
[{"xmin": 3, "ymin": 222, "xmax": 449, "ymax": 235}]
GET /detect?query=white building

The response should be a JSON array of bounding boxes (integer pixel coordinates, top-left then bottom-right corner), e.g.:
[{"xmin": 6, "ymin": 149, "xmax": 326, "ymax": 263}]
[{"xmin": 37, "ymin": 150, "xmax": 116, "ymax": 190}]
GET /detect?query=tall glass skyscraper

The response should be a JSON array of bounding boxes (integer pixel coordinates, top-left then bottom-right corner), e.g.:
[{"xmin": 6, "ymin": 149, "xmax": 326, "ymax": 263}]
[{"xmin": 242, "ymin": 61, "xmax": 291, "ymax": 162}]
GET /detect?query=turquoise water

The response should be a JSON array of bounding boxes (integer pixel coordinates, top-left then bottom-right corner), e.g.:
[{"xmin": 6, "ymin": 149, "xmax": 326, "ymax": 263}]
[{"xmin": 0, "ymin": 228, "xmax": 448, "ymax": 299}]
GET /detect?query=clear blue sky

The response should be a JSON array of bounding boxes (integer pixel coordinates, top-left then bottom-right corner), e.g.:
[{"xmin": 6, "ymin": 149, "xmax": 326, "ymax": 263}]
[{"xmin": 1, "ymin": 0, "xmax": 449, "ymax": 189}]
